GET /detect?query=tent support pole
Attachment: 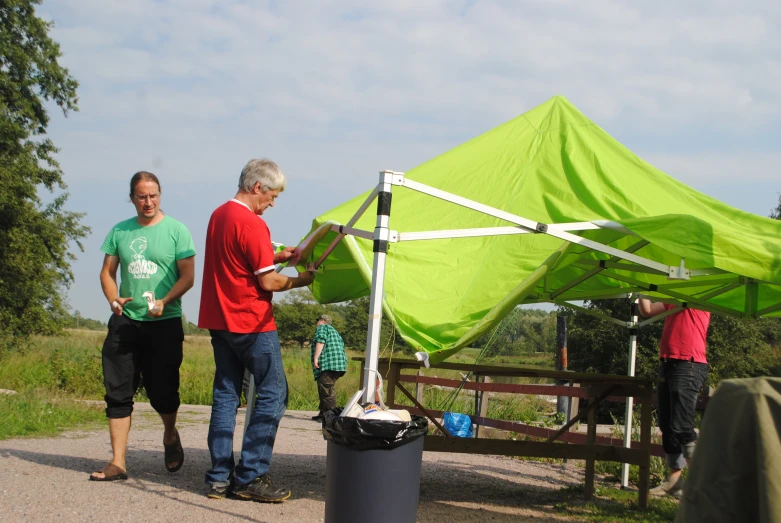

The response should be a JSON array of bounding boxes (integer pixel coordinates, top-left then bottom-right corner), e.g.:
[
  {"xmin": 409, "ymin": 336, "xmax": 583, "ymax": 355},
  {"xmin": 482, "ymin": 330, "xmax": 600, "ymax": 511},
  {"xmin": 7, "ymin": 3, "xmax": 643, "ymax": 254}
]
[
  {"xmin": 621, "ymin": 296, "xmax": 640, "ymax": 489},
  {"xmin": 362, "ymin": 171, "xmax": 399, "ymax": 404}
]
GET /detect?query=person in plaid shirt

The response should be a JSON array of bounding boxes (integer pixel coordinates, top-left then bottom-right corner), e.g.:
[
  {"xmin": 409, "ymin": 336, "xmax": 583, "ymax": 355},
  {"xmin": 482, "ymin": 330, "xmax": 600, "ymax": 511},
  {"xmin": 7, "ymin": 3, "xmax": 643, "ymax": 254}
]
[{"xmin": 310, "ymin": 314, "xmax": 347, "ymax": 421}]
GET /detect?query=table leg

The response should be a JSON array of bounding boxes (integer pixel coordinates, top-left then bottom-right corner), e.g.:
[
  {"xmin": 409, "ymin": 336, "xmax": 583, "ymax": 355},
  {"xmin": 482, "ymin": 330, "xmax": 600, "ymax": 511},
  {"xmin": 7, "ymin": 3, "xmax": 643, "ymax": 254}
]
[
  {"xmin": 584, "ymin": 397, "xmax": 597, "ymax": 500},
  {"xmin": 638, "ymin": 384, "xmax": 652, "ymax": 508},
  {"xmin": 386, "ymin": 362, "xmax": 398, "ymax": 407}
]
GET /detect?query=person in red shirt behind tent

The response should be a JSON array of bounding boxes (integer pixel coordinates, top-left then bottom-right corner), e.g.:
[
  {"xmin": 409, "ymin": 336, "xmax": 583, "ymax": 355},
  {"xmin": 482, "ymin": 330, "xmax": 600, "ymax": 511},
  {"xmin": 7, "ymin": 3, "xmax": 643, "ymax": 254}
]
[
  {"xmin": 198, "ymin": 158, "xmax": 315, "ymax": 502},
  {"xmin": 639, "ymin": 299, "xmax": 710, "ymax": 500}
]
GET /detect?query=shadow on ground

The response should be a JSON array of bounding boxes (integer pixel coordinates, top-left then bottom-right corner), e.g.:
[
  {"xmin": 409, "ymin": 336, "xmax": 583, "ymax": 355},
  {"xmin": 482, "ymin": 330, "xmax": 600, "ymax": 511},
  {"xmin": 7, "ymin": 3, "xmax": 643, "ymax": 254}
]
[{"xmin": 2, "ymin": 445, "xmax": 666, "ymax": 522}]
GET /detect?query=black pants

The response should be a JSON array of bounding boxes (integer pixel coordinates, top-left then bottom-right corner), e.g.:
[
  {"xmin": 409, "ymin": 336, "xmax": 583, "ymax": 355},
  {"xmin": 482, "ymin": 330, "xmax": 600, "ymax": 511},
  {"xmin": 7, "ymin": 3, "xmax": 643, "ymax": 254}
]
[
  {"xmin": 657, "ymin": 359, "xmax": 708, "ymax": 465},
  {"xmin": 316, "ymin": 370, "xmax": 345, "ymax": 414},
  {"xmin": 101, "ymin": 314, "xmax": 184, "ymax": 419}
]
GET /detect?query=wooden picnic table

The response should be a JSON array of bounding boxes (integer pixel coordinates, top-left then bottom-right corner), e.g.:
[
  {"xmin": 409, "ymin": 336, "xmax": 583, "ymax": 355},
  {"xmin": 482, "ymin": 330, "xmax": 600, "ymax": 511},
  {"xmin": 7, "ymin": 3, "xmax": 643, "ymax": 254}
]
[{"xmin": 356, "ymin": 356, "xmax": 660, "ymax": 508}]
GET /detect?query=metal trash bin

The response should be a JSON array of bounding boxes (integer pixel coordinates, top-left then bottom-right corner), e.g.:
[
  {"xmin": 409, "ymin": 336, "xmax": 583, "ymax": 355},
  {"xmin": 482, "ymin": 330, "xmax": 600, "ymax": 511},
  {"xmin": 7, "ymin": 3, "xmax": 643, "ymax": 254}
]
[{"xmin": 322, "ymin": 410, "xmax": 428, "ymax": 523}]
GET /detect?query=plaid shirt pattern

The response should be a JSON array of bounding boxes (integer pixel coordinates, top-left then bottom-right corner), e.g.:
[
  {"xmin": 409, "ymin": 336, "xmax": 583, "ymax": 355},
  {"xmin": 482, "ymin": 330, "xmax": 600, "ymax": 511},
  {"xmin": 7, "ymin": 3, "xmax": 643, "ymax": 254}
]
[{"xmin": 310, "ymin": 324, "xmax": 346, "ymax": 380}]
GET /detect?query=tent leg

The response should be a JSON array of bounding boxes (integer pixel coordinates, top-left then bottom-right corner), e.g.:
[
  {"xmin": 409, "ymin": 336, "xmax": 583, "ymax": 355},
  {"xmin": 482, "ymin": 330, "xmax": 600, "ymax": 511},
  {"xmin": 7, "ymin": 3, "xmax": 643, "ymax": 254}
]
[
  {"xmin": 362, "ymin": 171, "xmax": 396, "ymax": 404},
  {"xmin": 621, "ymin": 297, "xmax": 639, "ymax": 488}
]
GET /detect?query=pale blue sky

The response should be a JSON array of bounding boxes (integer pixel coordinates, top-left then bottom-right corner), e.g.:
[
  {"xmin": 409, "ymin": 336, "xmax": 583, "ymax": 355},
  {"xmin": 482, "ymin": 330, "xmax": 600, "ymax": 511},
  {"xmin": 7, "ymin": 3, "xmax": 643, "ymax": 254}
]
[{"xmin": 38, "ymin": 0, "xmax": 781, "ymax": 322}]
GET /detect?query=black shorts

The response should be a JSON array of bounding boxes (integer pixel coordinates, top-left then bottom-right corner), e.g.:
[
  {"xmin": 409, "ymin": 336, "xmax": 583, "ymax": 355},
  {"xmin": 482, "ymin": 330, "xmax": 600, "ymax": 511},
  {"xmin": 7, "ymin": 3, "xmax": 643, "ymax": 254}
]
[{"xmin": 101, "ymin": 314, "xmax": 184, "ymax": 418}]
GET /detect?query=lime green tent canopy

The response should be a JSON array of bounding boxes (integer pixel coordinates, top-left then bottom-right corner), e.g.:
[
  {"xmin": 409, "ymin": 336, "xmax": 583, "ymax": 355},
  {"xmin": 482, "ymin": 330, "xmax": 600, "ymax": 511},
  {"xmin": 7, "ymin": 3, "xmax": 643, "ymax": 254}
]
[{"xmin": 296, "ymin": 96, "xmax": 781, "ymax": 365}]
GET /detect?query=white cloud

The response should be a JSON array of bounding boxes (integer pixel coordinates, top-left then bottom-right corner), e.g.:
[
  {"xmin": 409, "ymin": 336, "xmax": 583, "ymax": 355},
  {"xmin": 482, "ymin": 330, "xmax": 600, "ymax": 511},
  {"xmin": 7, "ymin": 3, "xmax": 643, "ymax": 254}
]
[{"xmin": 35, "ymin": 0, "xmax": 781, "ymax": 321}]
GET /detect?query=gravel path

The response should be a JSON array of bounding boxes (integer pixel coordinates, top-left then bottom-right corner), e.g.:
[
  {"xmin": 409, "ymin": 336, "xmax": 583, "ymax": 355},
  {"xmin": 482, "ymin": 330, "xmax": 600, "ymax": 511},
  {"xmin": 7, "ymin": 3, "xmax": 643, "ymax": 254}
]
[{"xmin": 0, "ymin": 403, "xmax": 586, "ymax": 522}]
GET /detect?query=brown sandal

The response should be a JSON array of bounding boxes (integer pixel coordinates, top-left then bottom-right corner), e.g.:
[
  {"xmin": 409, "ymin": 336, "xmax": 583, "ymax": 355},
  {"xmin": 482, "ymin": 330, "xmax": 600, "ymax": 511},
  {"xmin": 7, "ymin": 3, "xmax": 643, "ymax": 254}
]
[
  {"xmin": 164, "ymin": 429, "xmax": 184, "ymax": 472},
  {"xmin": 89, "ymin": 463, "xmax": 128, "ymax": 482}
]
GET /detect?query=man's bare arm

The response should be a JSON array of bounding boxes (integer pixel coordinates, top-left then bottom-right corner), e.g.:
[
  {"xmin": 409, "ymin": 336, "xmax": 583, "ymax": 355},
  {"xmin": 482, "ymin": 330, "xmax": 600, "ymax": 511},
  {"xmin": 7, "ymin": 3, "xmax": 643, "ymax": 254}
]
[
  {"xmin": 638, "ymin": 298, "xmax": 666, "ymax": 318},
  {"xmin": 257, "ymin": 269, "xmax": 315, "ymax": 292},
  {"xmin": 148, "ymin": 256, "xmax": 196, "ymax": 317},
  {"xmin": 100, "ymin": 254, "xmax": 132, "ymax": 315},
  {"xmin": 313, "ymin": 342, "xmax": 324, "ymax": 369}
]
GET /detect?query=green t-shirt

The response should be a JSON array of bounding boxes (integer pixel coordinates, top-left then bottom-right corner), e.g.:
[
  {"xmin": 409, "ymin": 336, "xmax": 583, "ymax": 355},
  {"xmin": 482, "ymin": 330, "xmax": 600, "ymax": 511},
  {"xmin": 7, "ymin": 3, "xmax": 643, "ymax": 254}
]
[{"xmin": 100, "ymin": 215, "xmax": 196, "ymax": 321}]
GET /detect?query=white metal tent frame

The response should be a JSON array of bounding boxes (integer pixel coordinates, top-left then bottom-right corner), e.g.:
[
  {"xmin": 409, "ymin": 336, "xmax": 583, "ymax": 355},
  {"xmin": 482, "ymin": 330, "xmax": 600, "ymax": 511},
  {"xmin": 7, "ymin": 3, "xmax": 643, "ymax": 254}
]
[{"xmin": 247, "ymin": 169, "xmax": 780, "ymax": 488}]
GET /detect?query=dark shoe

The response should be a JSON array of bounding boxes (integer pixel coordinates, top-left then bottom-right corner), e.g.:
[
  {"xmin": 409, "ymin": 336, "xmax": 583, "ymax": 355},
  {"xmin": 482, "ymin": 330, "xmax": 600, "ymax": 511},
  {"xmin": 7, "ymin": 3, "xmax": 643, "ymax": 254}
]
[
  {"xmin": 207, "ymin": 481, "xmax": 234, "ymax": 499},
  {"xmin": 164, "ymin": 429, "xmax": 184, "ymax": 473},
  {"xmin": 311, "ymin": 414, "xmax": 324, "ymax": 422},
  {"xmin": 233, "ymin": 475, "xmax": 291, "ymax": 503}
]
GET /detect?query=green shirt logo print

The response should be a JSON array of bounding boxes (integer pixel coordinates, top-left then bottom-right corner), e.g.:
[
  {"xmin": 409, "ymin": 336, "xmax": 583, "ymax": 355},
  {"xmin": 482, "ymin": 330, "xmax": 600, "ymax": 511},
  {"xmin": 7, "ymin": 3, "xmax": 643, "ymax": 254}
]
[{"xmin": 127, "ymin": 236, "xmax": 159, "ymax": 279}]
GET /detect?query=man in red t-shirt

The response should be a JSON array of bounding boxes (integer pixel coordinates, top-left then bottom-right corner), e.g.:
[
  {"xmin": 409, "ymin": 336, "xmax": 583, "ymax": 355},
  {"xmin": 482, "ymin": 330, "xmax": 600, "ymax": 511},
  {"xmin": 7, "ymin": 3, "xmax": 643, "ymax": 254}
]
[
  {"xmin": 198, "ymin": 158, "xmax": 315, "ymax": 502},
  {"xmin": 639, "ymin": 299, "xmax": 710, "ymax": 499}
]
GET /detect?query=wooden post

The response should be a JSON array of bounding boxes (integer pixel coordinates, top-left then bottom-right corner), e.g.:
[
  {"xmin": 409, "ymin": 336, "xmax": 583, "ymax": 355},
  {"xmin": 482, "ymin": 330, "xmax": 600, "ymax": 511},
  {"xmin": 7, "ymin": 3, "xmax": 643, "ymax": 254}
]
[
  {"xmin": 416, "ymin": 370, "xmax": 425, "ymax": 404},
  {"xmin": 479, "ymin": 376, "xmax": 491, "ymax": 417},
  {"xmin": 475, "ymin": 376, "xmax": 491, "ymax": 438},
  {"xmin": 386, "ymin": 361, "xmax": 398, "ymax": 408},
  {"xmin": 556, "ymin": 315, "xmax": 569, "ymax": 418},
  {"xmin": 638, "ymin": 383, "xmax": 653, "ymax": 508},
  {"xmin": 473, "ymin": 374, "xmax": 481, "ymax": 437},
  {"xmin": 567, "ymin": 383, "xmax": 580, "ymax": 423},
  {"xmin": 584, "ymin": 396, "xmax": 597, "ymax": 500}
]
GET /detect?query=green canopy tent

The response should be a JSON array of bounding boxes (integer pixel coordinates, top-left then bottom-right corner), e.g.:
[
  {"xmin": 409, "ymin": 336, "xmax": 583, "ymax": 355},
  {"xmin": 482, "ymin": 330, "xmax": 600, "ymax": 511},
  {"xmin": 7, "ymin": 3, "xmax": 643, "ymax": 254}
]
[
  {"xmin": 298, "ymin": 94, "xmax": 781, "ymax": 360},
  {"xmin": 286, "ymin": 96, "xmax": 781, "ymax": 485}
]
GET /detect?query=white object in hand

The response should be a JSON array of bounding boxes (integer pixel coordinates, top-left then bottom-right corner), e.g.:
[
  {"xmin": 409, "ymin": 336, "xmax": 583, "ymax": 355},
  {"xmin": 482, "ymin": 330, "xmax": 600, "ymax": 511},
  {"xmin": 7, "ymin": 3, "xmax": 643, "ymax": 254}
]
[{"xmin": 142, "ymin": 291, "xmax": 160, "ymax": 313}]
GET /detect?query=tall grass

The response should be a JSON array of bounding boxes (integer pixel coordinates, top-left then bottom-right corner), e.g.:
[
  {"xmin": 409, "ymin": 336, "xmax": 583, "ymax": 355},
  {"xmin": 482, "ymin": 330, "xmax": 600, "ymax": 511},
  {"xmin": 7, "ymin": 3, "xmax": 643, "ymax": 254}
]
[
  {"xmin": 0, "ymin": 331, "xmax": 550, "ymax": 424},
  {"xmin": 594, "ymin": 412, "xmax": 667, "ymax": 486},
  {"xmin": 0, "ymin": 391, "xmax": 104, "ymax": 439},
  {"xmin": 0, "ymin": 332, "xmax": 367, "ymax": 412}
]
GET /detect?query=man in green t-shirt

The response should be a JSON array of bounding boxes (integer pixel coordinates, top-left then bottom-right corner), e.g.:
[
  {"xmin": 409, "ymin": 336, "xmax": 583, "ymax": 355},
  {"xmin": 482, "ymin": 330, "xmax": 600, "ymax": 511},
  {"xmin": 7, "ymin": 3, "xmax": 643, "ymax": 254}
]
[
  {"xmin": 310, "ymin": 314, "xmax": 347, "ymax": 422},
  {"xmin": 90, "ymin": 171, "xmax": 196, "ymax": 482}
]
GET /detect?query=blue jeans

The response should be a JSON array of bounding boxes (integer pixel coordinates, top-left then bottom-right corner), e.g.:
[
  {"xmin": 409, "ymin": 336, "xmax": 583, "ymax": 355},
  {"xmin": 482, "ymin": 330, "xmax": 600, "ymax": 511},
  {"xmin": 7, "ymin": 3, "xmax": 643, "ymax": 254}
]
[
  {"xmin": 205, "ymin": 330, "xmax": 288, "ymax": 486},
  {"xmin": 658, "ymin": 359, "xmax": 708, "ymax": 470}
]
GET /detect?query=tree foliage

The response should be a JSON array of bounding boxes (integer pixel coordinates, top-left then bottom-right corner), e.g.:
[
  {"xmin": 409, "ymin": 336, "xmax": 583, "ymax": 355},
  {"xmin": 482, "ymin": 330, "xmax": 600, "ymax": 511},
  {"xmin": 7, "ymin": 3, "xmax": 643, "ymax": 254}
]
[
  {"xmin": 60, "ymin": 310, "xmax": 107, "ymax": 331},
  {"xmin": 771, "ymin": 193, "xmax": 781, "ymax": 220},
  {"xmin": 565, "ymin": 299, "xmax": 779, "ymax": 386},
  {"xmin": 272, "ymin": 289, "xmax": 407, "ymax": 353},
  {"xmin": 472, "ymin": 308, "xmax": 557, "ymax": 356},
  {"xmin": 0, "ymin": 0, "xmax": 88, "ymax": 339}
]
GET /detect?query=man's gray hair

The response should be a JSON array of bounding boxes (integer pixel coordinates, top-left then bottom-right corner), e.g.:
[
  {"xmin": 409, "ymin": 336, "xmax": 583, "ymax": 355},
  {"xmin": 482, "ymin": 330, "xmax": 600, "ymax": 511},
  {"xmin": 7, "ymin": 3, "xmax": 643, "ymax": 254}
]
[
  {"xmin": 238, "ymin": 159, "xmax": 287, "ymax": 193},
  {"xmin": 319, "ymin": 314, "xmax": 332, "ymax": 324}
]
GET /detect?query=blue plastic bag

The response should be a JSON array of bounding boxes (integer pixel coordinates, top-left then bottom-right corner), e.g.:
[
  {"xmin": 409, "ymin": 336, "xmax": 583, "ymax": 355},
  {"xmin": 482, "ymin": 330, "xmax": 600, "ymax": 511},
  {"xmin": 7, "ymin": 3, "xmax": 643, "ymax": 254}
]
[{"xmin": 443, "ymin": 412, "xmax": 474, "ymax": 438}]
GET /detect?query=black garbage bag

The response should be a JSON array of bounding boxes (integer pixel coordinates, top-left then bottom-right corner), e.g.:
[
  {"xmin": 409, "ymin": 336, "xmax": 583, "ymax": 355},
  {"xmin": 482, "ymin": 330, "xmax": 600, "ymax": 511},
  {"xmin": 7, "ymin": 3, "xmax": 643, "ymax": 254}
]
[{"xmin": 322, "ymin": 407, "xmax": 429, "ymax": 450}]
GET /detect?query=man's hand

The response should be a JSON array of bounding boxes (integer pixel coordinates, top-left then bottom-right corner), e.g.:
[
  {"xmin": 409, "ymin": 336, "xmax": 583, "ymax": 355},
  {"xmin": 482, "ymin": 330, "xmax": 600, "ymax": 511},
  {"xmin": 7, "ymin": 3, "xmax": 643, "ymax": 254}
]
[
  {"xmin": 111, "ymin": 297, "xmax": 133, "ymax": 315},
  {"xmin": 274, "ymin": 246, "xmax": 301, "ymax": 266},
  {"xmin": 314, "ymin": 356, "xmax": 320, "ymax": 369},
  {"xmin": 147, "ymin": 300, "xmax": 164, "ymax": 317}
]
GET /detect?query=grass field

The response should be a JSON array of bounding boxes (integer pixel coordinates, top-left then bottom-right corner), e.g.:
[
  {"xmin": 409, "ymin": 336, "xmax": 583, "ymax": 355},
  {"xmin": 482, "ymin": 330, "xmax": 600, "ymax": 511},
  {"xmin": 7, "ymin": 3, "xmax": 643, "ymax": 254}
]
[
  {"xmin": 0, "ymin": 331, "xmax": 678, "ymax": 521},
  {"xmin": 0, "ymin": 331, "xmax": 554, "ymax": 437}
]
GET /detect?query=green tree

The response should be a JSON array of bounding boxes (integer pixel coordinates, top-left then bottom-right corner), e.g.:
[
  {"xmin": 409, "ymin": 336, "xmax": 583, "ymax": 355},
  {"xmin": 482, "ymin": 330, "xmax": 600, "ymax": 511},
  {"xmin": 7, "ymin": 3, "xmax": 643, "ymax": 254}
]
[
  {"xmin": 565, "ymin": 299, "xmax": 663, "ymax": 381},
  {"xmin": 337, "ymin": 296, "xmax": 407, "ymax": 353},
  {"xmin": 62, "ymin": 310, "xmax": 107, "ymax": 331},
  {"xmin": 771, "ymin": 193, "xmax": 781, "ymax": 220},
  {"xmin": 273, "ymin": 289, "xmax": 335, "ymax": 346},
  {"xmin": 473, "ymin": 308, "xmax": 557, "ymax": 356},
  {"xmin": 0, "ymin": 0, "xmax": 87, "ymax": 340},
  {"xmin": 181, "ymin": 315, "xmax": 208, "ymax": 336},
  {"xmin": 566, "ymin": 299, "xmax": 775, "ymax": 385}
]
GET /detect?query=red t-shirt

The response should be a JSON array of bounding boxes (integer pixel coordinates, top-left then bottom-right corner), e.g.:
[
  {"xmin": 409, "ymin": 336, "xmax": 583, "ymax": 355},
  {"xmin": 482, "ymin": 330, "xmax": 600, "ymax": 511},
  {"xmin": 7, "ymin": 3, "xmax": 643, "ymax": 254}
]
[
  {"xmin": 659, "ymin": 304, "xmax": 710, "ymax": 363},
  {"xmin": 198, "ymin": 200, "xmax": 277, "ymax": 333}
]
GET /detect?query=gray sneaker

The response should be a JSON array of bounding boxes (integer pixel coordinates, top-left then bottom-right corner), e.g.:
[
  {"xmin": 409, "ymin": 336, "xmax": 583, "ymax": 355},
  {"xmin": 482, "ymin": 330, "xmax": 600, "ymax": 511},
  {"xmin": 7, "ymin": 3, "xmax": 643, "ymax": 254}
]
[
  {"xmin": 233, "ymin": 475, "xmax": 291, "ymax": 503},
  {"xmin": 207, "ymin": 480, "xmax": 234, "ymax": 499},
  {"xmin": 649, "ymin": 475, "xmax": 683, "ymax": 500}
]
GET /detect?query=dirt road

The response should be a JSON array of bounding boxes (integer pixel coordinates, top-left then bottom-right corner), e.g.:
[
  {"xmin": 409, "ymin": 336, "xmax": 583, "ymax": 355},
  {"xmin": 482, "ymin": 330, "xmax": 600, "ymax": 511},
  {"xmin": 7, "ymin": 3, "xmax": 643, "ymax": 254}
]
[{"xmin": 0, "ymin": 403, "xmax": 584, "ymax": 522}]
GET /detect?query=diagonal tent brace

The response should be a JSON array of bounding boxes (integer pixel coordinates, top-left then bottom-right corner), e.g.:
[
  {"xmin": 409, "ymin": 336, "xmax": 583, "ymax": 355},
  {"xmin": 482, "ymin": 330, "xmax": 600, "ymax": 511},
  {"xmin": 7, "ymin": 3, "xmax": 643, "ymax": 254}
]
[{"xmin": 398, "ymin": 177, "xmax": 682, "ymax": 277}]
